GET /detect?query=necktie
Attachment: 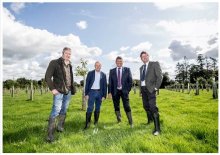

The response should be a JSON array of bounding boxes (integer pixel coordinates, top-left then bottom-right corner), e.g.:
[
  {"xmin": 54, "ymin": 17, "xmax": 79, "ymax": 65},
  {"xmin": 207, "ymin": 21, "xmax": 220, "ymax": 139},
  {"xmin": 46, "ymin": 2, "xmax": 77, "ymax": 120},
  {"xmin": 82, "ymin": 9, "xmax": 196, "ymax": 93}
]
[
  {"xmin": 141, "ymin": 64, "xmax": 146, "ymax": 81},
  {"xmin": 117, "ymin": 68, "xmax": 121, "ymax": 88}
]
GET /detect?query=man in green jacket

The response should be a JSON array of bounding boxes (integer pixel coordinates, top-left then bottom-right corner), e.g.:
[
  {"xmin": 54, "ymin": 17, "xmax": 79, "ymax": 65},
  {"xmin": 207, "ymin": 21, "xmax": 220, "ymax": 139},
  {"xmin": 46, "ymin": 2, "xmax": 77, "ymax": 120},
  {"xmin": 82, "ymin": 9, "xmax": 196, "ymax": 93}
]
[{"xmin": 45, "ymin": 47, "xmax": 76, "ymax": 142}]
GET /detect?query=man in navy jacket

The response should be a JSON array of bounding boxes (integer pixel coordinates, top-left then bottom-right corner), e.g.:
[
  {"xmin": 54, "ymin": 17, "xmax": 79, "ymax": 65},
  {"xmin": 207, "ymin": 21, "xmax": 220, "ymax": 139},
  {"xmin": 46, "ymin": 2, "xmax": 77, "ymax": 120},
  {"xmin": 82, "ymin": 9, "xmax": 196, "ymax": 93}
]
[
  {"xmin": 108, "ymin": 56, "xmax": 133, "ymax": 127},
  {"xmin": 84, "ymin": 61, "xmax": 107, "ymax": 129}
]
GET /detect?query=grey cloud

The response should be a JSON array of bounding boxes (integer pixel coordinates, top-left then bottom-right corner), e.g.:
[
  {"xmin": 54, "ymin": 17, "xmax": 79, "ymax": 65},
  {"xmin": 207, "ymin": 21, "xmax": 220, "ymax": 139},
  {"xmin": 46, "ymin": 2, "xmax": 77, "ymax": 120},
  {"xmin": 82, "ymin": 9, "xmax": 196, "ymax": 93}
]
[
  {"xmin": 207, "ymin": 33, "xmax": 218, "ymax": 45},
  {"xmin": 168, "ymin": 40, "xmax": 198, "ymax": 61},
  {"xmin": 205, "ymin": 46, "xmax": 218, "ymax": 58}
]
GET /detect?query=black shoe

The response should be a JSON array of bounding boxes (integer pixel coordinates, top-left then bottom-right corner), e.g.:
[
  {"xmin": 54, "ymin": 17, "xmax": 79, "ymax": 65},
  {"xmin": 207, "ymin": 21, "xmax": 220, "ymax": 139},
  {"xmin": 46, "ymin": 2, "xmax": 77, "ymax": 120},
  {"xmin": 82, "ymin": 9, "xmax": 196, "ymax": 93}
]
[
  {"xmin": 152, "ymin": 112, "xmax": 161, "ymax": 136},
  {"xmin": 115, "ymin": 111, "xmax": 122, "ymax": 123},
  {"xmin": 84, "ymin": 112, "xmax": 92, "ymax": 130},
  {"xmin": 47, "ymin": 117, "xmax": 56, "ymax": 142},
  {"xmin": 57, "ymin": 114, "xmax": 66, "ymax": 132},
  {"xmin": 94, "ymin": 111, "xmax": 100, "ymax": 126}
]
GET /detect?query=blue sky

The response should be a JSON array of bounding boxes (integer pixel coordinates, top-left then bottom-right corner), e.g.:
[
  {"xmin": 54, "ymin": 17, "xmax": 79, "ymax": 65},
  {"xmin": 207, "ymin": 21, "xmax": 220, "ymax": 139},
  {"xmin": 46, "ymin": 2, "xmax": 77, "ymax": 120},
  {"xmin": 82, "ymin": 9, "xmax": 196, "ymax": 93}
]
[{"xmin": 2, "ymin": 2, "xmax": 218, "ymax": 82}]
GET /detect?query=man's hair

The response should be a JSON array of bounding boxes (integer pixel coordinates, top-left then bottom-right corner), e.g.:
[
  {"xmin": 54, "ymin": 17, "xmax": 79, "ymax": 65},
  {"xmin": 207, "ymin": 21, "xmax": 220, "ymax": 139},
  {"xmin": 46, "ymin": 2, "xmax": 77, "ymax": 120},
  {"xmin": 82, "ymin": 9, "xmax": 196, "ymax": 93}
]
[
  {"xmin": 116, "ymin": 56, "xmax": 123, "ymax": 61},
  {"xmin": 140, "ymin": 51, "xmax": 147, "ymax": 57},
  {"xmin": 62, "ymin": 47, "xmax": 71, "ymax": 54},
  {"xmin": 95, "ymin": 61, "xmax": 101, "ymax": 65}
]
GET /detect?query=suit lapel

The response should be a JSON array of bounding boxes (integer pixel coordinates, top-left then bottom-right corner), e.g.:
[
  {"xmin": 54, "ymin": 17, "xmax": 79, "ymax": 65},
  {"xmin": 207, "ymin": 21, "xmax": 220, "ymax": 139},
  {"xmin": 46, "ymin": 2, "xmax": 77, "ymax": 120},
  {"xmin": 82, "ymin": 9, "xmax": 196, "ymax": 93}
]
[
  {"xmin": 122, "ymin": 67, "xmax": 125, "ymax": 81},
  {"xmin": 140, "ymin": 65, "xmax": 143, "ymax": 79},
  {"xmin": 145, "ymin": 61, "xmax": 151, "ymax": 78},
  {"xmin": 91, "ymin": 70, "xmax": 95, "ymax": 85},
  {"xmin": 114, "ymin": 68, "xmax": 118, "ymax": 84}
]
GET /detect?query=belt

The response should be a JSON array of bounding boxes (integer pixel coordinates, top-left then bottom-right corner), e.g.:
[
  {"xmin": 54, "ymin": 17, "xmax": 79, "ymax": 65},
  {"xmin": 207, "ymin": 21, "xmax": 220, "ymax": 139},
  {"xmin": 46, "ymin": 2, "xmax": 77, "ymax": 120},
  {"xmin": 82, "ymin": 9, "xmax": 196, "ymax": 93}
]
[{"xmin": 91, "ymin": 89, "xmax": 100, "ymax": 91}]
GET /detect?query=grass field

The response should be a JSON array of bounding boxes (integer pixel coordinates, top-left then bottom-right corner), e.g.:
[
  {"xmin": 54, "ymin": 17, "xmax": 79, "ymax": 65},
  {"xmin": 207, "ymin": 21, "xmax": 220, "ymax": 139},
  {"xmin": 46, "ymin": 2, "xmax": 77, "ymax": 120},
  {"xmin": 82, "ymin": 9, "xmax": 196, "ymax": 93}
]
[{"xmin": 3, "ymin": 89, "xmax": 218, "ymax": 153}]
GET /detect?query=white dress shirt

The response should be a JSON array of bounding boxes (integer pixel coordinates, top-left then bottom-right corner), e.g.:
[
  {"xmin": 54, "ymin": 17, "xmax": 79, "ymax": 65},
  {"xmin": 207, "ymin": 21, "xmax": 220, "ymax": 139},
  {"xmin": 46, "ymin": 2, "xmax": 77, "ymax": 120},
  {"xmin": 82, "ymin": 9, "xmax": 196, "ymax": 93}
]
[
  {"xmin": 91, "ymin": 71, "xmax": 101, "ymax": 89},
  {"xmin": 141, "ymin": 62, "xmax": 149, "ymax": 86}
]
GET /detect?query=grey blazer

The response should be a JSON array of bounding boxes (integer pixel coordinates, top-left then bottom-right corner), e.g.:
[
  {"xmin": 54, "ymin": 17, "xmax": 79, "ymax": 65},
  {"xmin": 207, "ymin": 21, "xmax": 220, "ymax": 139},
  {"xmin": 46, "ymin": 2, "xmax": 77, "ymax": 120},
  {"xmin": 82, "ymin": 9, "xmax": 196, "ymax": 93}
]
[{"xmin": 140, "ymin": 61, "xmax": 163, "ymax": 93}]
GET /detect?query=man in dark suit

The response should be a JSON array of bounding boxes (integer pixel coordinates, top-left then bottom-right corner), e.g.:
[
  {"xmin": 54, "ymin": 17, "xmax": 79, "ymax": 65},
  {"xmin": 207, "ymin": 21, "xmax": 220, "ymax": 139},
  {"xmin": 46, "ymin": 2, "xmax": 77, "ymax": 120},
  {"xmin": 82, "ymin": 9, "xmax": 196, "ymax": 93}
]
[
  {"xmin": 139, "ymin": 51, "xmax": 163, "ymax": 136},
  {"xmin": 84, "ymin": 61, "xmax": 107, "ymax": 129},
  {"xmin": 108, "ymin": 56, "xmax": 133, "ymax": 127}
]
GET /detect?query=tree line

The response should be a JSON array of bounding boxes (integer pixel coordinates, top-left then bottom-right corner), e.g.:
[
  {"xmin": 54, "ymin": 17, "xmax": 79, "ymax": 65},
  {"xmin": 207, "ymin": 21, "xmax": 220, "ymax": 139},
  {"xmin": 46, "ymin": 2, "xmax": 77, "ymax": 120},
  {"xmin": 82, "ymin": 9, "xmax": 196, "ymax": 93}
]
[{"xmin": 175, "ymin": 54, "xmax": 218, "ymax": 85}]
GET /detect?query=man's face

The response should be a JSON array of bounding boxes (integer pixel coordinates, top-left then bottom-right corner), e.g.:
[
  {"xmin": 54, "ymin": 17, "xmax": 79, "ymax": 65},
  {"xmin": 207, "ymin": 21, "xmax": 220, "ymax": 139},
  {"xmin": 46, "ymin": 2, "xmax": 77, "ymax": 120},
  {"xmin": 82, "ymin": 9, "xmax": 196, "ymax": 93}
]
[
  {"xmin": 116, "ymin": 59, "xmax": 123, "ymax": 68},
  {"xmin": 62, "ymin": 50, "xmax": 71, "ymax": 61},
  {"xmin": 141, "ymin": 53, "xmax": 149, "ymax": 63},
  {"xmin": 95, "ymin": 62, "xmax": 101, "ymax": 72}
]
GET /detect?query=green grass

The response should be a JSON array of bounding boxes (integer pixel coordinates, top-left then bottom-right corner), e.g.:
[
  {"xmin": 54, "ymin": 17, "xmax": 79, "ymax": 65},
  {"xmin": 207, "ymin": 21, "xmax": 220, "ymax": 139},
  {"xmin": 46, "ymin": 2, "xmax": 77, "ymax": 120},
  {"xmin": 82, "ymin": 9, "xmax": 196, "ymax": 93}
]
[{"xmin": 3, "ymin": 89, "xmax": 218, "ymax": 153}]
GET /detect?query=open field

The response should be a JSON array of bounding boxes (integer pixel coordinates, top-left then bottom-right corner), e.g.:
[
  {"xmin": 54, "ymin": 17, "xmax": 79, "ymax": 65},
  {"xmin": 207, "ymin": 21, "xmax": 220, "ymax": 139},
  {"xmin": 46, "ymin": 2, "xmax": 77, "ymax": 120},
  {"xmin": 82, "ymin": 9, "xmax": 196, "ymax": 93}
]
[{"xmin": 3, "ymin": 89, "xmax": 218, "ymax": 153}]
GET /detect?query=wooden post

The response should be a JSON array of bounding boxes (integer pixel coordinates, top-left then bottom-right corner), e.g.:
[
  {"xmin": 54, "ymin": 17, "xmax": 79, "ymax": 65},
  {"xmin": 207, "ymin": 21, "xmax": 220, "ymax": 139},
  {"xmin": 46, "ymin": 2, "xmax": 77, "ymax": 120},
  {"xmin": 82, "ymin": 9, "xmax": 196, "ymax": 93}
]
[
  {"xmin": 188, "ymin": 83, "xmax": 190, "ymax": 94},
  {"xmin": 195, "ymin": 81, "xmax": 199, "ymax": 95},
  {"xmin": 11, "ymin": 85, "xmax": 14, "ymax": 97},
  {"xmin": 182, "ymin": 84, "xmax": 184, "ymax": 93},
  {"xmin": 26, "ymin": 86, "xmax": 28, "ymax": 94},
  {"xmin": 30, "ymin": 81, "xmax": 34, "ymax": 101},
  {"xmin": 212, "ymin": 79, "xmax": 218, "ymax": 99},
  {"xmin": 206, "ymin": 83, "xmax": 210, "ymax": 92},
  {"xmin": 40, "ymin": 86, "xmax": 43, "ymax": 95}
]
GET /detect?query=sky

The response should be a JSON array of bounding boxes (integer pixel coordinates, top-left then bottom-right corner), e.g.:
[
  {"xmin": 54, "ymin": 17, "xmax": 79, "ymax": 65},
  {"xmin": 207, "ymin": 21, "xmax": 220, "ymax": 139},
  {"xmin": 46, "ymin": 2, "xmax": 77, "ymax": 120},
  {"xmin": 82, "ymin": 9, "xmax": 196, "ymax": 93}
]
[{"xmin": 2, "ymin": 2, "xmax": 219, "ymax": 83}]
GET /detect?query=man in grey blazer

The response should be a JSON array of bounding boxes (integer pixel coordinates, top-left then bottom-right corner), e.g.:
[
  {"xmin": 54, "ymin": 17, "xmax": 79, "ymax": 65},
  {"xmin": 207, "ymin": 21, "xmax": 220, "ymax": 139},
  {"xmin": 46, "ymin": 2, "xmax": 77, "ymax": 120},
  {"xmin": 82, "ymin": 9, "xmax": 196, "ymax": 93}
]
[{"xmin": 139, "ymin": 51, "xmax": 163, "ymax": 136}]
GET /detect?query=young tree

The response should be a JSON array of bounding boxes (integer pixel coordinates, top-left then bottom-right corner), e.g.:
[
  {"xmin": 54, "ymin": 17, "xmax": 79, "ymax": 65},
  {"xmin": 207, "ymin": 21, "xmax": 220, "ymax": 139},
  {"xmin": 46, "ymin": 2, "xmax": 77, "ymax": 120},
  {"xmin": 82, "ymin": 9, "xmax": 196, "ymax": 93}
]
[{"xmin": 75, "ymin": 58, "xmax": 88, "ymax": 110}]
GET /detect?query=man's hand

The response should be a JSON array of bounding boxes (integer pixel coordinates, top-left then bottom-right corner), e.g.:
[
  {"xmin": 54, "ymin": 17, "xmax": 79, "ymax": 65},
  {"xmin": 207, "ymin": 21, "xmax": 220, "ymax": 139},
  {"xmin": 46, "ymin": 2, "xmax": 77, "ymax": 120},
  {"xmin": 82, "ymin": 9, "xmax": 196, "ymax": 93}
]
[
  {"xmin": 108, "ymin": 93, "xmax": 112, "ymax": 99},
  {"xmin": 52, "ymin": 89, "xmax": 59, "ymax": 95},
  {"xmin": 85, "ymin": 95, "xmax": 89, "ymax": 100},
  {"xmin": 102, "ymin": 97, "xmax": 105, "ymax": 101}
]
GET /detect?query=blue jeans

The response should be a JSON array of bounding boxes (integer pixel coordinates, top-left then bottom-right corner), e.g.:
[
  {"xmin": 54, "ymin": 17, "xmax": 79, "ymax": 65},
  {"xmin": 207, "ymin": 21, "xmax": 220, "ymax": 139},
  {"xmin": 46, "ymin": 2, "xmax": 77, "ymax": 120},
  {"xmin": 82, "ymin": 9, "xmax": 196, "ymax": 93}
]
[
  {"xmin": 50, "ymin": 91, "xmax": 71, "ymax": 118},
  {"xmin": 87, "ymin": 90, "xmax": 102, "ymax": 113}
]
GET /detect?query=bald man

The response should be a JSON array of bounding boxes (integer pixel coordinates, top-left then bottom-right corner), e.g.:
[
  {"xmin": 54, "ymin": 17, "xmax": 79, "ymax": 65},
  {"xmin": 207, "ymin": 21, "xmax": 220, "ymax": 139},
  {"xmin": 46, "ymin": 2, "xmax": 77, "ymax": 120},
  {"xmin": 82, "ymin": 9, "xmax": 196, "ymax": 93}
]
[{"xmin": 84, "ymin": 61, "xmax": 107, "ymax": 129}]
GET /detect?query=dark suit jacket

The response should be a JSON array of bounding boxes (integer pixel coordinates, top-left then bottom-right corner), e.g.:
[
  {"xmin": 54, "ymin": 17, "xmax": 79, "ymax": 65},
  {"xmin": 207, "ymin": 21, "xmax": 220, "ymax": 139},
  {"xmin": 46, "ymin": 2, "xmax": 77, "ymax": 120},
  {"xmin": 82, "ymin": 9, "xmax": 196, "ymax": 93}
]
[
  {"xmin": 140, "ymin": 61, "xmax": 163, "ymax": 93},
  {"xmin": 108, "ymin": 67, "xmax": 132, "ymax": 96},
  {"xmin": 85, "ymin": 70, "xmax": 107, "ymax": 98}
]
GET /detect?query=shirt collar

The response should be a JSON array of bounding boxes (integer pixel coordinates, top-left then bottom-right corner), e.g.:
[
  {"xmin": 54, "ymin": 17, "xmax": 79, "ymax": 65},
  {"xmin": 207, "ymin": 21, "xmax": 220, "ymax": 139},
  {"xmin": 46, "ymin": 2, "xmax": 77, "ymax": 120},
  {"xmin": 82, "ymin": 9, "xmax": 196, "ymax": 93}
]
[
  {"xmin": 61, "ymin": 57, "xmax": 71, "ymax": 66},
  {"xmin": 143, "ymin": 61, "xmax": 149, "ymax": 66},
  {"xmin": 95, "ymin": 70, "xmax": 100, "ymax": 74}
]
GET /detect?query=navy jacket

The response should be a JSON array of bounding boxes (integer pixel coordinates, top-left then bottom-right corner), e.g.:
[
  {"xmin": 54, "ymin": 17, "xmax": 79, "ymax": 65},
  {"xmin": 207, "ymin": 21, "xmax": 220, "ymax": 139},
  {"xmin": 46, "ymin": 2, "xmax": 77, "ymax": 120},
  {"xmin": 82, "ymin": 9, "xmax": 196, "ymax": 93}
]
[
  {"xmin": 85, "ymin": 70, "xmax": 107, "ymax": 98},
  {"xmin": 108, "ymin": 67, "xmax": 133, "ymax": 96}
]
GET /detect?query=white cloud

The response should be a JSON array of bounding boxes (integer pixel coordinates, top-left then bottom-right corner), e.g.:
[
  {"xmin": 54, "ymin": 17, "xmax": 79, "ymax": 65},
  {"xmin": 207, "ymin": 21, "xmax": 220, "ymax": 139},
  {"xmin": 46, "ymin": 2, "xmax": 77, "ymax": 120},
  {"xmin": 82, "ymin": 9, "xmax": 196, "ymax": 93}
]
[
  {"xmin": 10, "ymin": 3, "xmax": 25, "ymax": 14},
  {"xmin": 120, "ymin": 46, "xmax": 130, "ymax": 51},
  {"xmin": 157, "ymin": 48, "xmax": 171, "ymax": 58},
  {"xmin": 3, "ymin": 7, "xmax": 101, "ymax": 80},
  {"xmin": 76, "ymin": 20, "xmax": 87, "ymax": 30},
  {"xmin": 106, "ymin": 51, "xmax": 124, "ymax": 61},
  {"xmin": 154, "ymin": 2, "xmax": 206, "ymax": 10},
  {"xmin": 156, "ymin": 20, "xmax": 217, "ymax": 38},
  {"xmin": 131, "ymin": 41, "xmax": 152, "ymax": 52}
]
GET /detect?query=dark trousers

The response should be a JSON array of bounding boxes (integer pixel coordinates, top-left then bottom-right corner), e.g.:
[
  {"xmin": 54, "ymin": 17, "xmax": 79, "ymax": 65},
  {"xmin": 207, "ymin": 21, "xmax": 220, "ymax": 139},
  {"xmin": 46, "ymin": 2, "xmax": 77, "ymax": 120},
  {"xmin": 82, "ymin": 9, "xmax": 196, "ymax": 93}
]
[
  {"xmin": 112, "ymin": 89, "xmax": 131, "ymax": 112},
  {"xmin": 141, "ymin": 86, "xmax": 159, "ymax": 113}
]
